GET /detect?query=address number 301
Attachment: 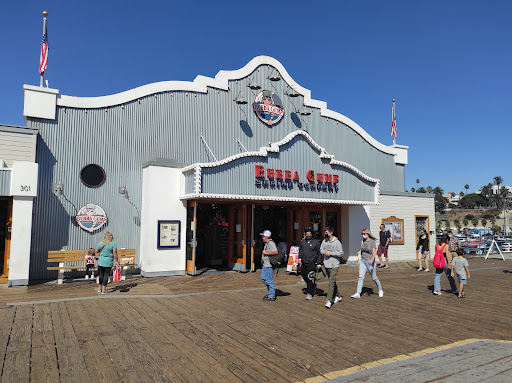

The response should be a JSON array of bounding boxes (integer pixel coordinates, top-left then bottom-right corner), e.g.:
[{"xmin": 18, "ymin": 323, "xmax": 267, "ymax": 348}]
[{"xmin": 20, "ymin": 185, "xmax": 32, "ymax": 192}]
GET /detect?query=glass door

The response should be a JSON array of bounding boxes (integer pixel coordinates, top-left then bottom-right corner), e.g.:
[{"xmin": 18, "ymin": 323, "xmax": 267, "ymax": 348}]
[{"xmin": 185, "ymin": 201, "xmax": 197, "ymax": 275}]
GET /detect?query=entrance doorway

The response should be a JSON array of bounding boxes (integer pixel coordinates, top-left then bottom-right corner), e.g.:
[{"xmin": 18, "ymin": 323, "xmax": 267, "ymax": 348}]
[
  {"xmin": 0, "ymin": 198, "xmax": 12, "ymax": 283},
  {"xmin": 185, "ymin": 200, "xmax": 342, "ymax": 275}
]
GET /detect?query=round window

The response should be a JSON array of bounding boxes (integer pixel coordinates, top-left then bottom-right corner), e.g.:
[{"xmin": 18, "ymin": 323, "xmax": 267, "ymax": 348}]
[{"xmin": 80, "ymin": 164, "xmax": 106, "ymax": 188}]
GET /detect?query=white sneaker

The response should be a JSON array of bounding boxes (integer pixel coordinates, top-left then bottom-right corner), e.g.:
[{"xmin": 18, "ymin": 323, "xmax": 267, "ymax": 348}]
[
  {"xmin": 334, "ymin": 296, "xmax": 342, "ymax": 303},
  {"xmin": 306, "ymin": 294, "xmax": 313, "ymax": 300},
  {"xmin": 433, "ymin": 290, "xmax": 442, "ymax": 295},
  {"xmin": 378, "ymin": 290, "xmax": 384, "ymax": 298},
  {"xmin": 351, "ymin": 293, "xmax": 361, "ymax": 299},
  {"xmin": 85, "ymin": 275, "xmax": 89, "ymax": 280},
  {"xmin": 325, "ymin": 300, "xmax": 332, "ymax": 309}
]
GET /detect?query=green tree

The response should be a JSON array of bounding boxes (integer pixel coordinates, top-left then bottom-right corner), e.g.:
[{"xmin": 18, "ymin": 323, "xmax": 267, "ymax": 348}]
[
  {"xmin": 427, "ymin": 186, "xmax": 433, "ymax": 193},
  {"xmin": 416, "ymin": 179, "xmax": 420, "ymax": 186},
  {"xmin": 444, "ymin": 220, "xmax": 451, "ymax": 232},
  {"xmin": 433, "ymin": 187, "xmax": 444, "ymax": 196},
  {"xmin": 459, "ymin": 191, "xmax": 464, "ymax": 198},
  {"xmin": 490, "ymin": 217, "xmax": 496, "ymax": 226},
  {"xmin": 464, "ymin": 184, "xmax": 469, "ymax": 193},
  {"xmin": 494, "ymin": 176, "xmax": 503, "ymax": 187},
  {"xmin": 460, "ymin": 193, "xmax": 484, "ymax": 209},
  {"xmin": 410, "ymin": 187, "xmax": 416, "ymax": 192},
  {"xmin": 417, "ymin": 187, "xmax": 427, "ymax": 193},
  {"xmin": 491, "ymin": 225, "xmax": 499, "ymax": 234},
  {"xmin": 455, "ymin": 221, "xmax": 462, "ymax": 232},
  {"xmin": 435, "ymin": 194, "xmax": 448, "ymax": 212},
  {"xmin": 463, "ymin": 218, "xmax": 469, "ymax": 227},
  {"xmin": 471, "ymin": 218, "xmax": 479, "ymax": 228},
  {"xmin": 481, "ymin": 218, "xmax": 487, "ymax": 227}
]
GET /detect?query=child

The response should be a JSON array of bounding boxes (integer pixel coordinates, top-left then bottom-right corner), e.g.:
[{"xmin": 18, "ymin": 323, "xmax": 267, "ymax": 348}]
[
  {"xmin": 451, "ymin": 248, "xmax": 470, "ymax": 298},
  {"xmin": 84, "ymin": 248, "xmax": 96, "ymax": 280}
]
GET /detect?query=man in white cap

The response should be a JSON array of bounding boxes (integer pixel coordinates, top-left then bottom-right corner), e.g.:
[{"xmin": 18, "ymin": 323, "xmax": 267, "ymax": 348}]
[{"xmin": 260, "ymin": 230, "xmax": 278, "ymax": 301}]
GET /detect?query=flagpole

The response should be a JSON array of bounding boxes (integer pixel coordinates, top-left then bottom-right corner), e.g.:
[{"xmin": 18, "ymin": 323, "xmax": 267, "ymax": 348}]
[
  {"xmin": 40, "ymin": 11, "xmax": 48, "ymax": 87},
  {"xmin": 392, "ymin": 99, "xmax": 396, "ymax": 145}
]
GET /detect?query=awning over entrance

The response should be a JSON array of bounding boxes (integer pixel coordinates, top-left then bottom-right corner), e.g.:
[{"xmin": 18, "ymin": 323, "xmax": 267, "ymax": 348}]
[{"xmin": 181, "ymin": 130, "xmax": 379, "ymax": 205}]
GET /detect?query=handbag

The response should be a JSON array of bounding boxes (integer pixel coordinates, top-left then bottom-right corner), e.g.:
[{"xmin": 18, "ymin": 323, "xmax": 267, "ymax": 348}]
[{"xmin": 113, "ymin": 267, "xmax": 121, "ymax": 282}]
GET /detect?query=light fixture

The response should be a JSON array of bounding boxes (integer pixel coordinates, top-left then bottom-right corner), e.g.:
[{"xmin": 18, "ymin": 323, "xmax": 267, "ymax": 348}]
[
  {"xmin": 299, "ymin": 106, "xmax": 312, "ymax": 116},
  {"xmin": 119, "ymin": 186, "xmax": 129, "ymax": 199},
  {"xmin": 234, "ymin": 95, "xmax": 248, "ymax": 105},
  {"xmin": 53, "ymin": 182, "xmax": 63, "ymax": 196},
  {"xmin": 247, "ymin": 79, "xmax": 261, "ymax": 90},
  {"xmin": 233, "ymin": 91, "xmax": 248, "ymax": 105},
  {"xmin": 285, "ymin": 87, "xmax": 300, "ymax": 97},
  {"xmin": 268, "ymin": 68, "xmax": 281, "ymax": 81}
]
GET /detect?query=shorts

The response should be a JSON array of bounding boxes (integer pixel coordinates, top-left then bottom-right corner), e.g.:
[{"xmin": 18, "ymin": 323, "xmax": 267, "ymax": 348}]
[
  {"xmin": 418, "ymin": 249, "xmax": 428, "ymax": 259},
  {"xmin": 377, "ymin": 245, "xmax": 388, "ymax": 257},
  {"xmin": 458, "ymin": 278, "xmax": 467, "ymax": 285}
]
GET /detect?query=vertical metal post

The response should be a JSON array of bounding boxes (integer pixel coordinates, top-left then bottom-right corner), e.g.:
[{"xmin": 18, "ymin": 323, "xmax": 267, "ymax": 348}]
[{"xmin": 40, "ymin": 11, "xmax": 48, "ymax": 87}]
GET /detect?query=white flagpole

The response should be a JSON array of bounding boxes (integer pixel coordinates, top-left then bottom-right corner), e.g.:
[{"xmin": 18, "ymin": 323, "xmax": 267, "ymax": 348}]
[
  {"xmin": 40, "ymin": 11, "xmax": 48, "ymax": 87},
  {"xmin": 392, "ymin": 99, "xmax": 396, "ymax": 145}
]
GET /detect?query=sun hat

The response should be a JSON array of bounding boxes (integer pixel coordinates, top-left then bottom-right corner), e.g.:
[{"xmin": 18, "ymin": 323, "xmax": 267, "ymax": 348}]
[{"xmin": 260, "ymin": 230, "xmax": 272, "ymax": 237}]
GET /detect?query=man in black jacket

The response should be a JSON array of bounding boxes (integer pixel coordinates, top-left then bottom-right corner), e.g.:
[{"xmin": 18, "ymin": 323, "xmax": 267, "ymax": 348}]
[{"xmin": 298, "ymin": 228, "xmax": 322, "ymax": 300}]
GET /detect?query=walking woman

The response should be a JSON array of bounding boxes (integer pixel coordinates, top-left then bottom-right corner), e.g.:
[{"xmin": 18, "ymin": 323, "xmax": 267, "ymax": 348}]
[
  {"xmin": 433, "ymin": 234, "xmax": 458, "ymax": 295},
  {"xmin": 96, "ymin": 231, "xmax": 118, "ymax": 294},
  {"xmin": 416, "ymin": 229, "xmax": 430, "ymax": 272},
  {"xmin": 351, "ymin": 229, "xmax": 383, "ymax": 298}
]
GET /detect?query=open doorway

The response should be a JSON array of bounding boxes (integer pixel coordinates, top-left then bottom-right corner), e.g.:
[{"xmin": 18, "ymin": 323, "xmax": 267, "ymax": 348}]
[
  {"xmin": 0, "ymin": 198, "xmax": 12, "ymax": 282},
  {"xmin": 252, "ymin": 205, "xmax": 288, "ymax": 269}
]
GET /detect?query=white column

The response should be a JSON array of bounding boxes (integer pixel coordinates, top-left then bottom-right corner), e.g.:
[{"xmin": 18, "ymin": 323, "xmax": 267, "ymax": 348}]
[
  {"xmin": 341, "ymin": 205, "xmax": 371, "ymax": 265},
  {"xmin": 140, "ymin": 165, "xmax": 187, "ymax": 277},
  {"xmin": 8, "ymin": 196, "xmax": 34, "ymax": 286}
]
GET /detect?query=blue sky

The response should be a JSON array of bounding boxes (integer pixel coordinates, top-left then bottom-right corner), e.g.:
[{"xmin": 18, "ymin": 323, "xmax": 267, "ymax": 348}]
[{"xmin": 2, "ymin": 1, "xmax": 511, "ymax": 194}]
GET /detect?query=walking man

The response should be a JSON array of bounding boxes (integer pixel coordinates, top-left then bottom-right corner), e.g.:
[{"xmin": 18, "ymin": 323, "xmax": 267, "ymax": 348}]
[
  {"xmin": 298, "ymin": 228, "xmax": 322, "ymax": 300},
  {"xmin": 320, "ymin": 227, "xmax": 344, "ymax": 309},
  {"xmin": 377, "ymin": 224, "xmax": 391, "ymax": 268},
  {"xmin": 260, "ymin": 230, "xmax": 278, "ymax": 301}
]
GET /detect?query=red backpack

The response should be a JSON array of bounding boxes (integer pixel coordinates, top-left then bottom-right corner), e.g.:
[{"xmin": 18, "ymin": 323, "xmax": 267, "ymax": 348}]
[{"xmin": 433, "ymin": 244, "xmax": 447, "ymax": 269}]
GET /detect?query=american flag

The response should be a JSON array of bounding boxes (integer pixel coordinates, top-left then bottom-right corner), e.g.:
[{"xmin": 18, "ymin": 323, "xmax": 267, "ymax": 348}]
[
  {"xmin": 39, "ymin": 32, "xmax": 48, "ymax": 74},
  {"xmin": 390, "ymin": 100, "xmax": 397, "ymax": 139}
]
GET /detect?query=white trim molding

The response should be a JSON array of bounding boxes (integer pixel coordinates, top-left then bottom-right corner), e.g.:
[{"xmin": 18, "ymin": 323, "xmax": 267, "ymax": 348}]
[
  {"xmin": 180, "ymin": 130, "xmax": 380, "ymax": 205},
  {"xmin": 40, "ymin": 56, "xmax": 399, "ymax": 155}
]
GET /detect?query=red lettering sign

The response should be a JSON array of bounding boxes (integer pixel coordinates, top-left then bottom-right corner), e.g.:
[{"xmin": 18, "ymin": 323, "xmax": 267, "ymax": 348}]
[
  {"xmin": 255, "ymin": 165, "xmax": 264, "ymax": 177},
  {"xmin": 267, "ymin": 169, "xmax": 274, "ymax": 179},
  {"xmin": 285, "ymin": 170, "xmax": 292, "ymax": 180},
  {"xmin": 307, "ymin": 170, "xmax": 315, "ymax": 182},
  {"xmin": 333, "ymin": 175, "xmax": 339, "ymax": 184},
  {"xmin": 276, "ymin": 170, "xmax": 283, "ymax": 179},
  {"xmin": 317, "ymin": 173, "xmax": 324, "ymax": 183},
  {"xmin": 324, "ymin": 174, "xmax": 332, "ymax": 183},
  {"xmin": 293, "ymin": 171, "xmax": 300, "ymax": 181}
]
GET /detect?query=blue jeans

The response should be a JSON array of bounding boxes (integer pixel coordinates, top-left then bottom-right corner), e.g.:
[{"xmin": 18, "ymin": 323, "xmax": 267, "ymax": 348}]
[
  {"xmin": 261, "ymin": 266, "xmax": 275, "ymax": 298},
  {"xmin": 434, "ymin": 263, "xmax": 458, "ymax": 292},
  {"xmin": 357, "ymin": 259, "xmax": 382, "ymax": 293}
]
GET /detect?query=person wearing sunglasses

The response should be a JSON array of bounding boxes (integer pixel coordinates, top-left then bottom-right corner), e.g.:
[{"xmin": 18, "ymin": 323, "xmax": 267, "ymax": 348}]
[{"xmin": 351, "ymin": 228, "xmax": 384, "ymax": 299}]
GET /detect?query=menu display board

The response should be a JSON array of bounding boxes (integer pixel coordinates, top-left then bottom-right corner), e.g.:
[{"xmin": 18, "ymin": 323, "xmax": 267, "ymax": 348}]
[
  {"xmin": 158, "ymin": 220, "xmax": 181, "ymax": 249},
  {"xmin": 382, "ymin": 216, "xmax": 404, "ymax": 245}
]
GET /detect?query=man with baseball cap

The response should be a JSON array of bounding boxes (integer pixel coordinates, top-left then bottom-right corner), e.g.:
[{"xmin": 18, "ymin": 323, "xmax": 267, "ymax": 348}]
[{"xmin": 260, "ymin": 230, "xmax": 278, "ymax": 301}]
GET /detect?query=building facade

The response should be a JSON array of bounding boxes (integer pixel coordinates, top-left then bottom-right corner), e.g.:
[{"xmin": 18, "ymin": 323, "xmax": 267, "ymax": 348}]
[
  {"xmin": 21, "ymin": 56, "xmax": 434, "ymax": 281},
  {"xmin": 0, "ymin": 124, "xmax": 38, "ymax": 286}
]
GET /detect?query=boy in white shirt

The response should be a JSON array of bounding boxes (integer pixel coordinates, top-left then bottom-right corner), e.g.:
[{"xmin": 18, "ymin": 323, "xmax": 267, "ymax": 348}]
[{"xmin": 451, "ymin": 248, "xmax": 470, "ymax": 298}]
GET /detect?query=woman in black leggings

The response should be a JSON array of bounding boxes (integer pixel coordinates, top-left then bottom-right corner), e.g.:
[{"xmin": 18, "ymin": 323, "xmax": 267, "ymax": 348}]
[{"xmin": 95, "ymin": 232, "xmax": 118, "ymax": 294}]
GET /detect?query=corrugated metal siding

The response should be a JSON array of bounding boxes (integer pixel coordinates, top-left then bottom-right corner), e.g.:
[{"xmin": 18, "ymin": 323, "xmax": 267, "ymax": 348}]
[
  {"xmin": 0, "ymin": 131, "xmax": 36, "ymax": 167},
  {"xmin": 200, "ymin": 136, "xmax": 375, "ymax": 202},
  {"xmin": 0, "ymin": 170, "xmax": 11, "ymax": 195},
  {"xmin": 27, "ymin": 64, "xmax": 404, "ymax": 279},
  {"xmin": 183, "ymin": 170, "xmax": 195, "ymax": 195}
]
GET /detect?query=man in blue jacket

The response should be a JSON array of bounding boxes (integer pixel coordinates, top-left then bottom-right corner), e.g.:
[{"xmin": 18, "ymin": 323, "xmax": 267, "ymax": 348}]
[{"xmin": 298, "ymin": 228, "xmax": 322, "ymax": 300}]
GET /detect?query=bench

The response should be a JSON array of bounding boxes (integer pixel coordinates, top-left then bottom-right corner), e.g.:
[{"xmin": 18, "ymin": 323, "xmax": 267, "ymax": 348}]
[{"xmin": 47, "ymin": 249, "xmax": 137, "ymax": 284}]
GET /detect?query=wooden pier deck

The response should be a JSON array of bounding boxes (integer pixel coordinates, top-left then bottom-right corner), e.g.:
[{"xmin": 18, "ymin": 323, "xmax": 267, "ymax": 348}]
[{"xmin": 0, "ymin": 257, "xmax": 511, "ymax": 382}]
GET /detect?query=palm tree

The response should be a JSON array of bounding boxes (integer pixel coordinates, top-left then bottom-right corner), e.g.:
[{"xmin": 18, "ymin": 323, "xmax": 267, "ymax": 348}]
[
  {"xmin": 433, "ymin": 187, "xmax": 444, "ymax": 196},
  {"xmin": 410, "ymin": 187, "xmax": 416, "ymax": 192},
  {"xmin": 464, "ymin": 184, "xmax": 469, "ymax": 193},
  {"xmin": 427, "ymin": 186, "xmax": 433, "ymax": 193},
  {"xmin": 459, "ymin": 191, "xmax": 464, "ymax": 198},
  {"xmin": 417, "ymin": 187, "xmax": 427, "ymax": 193},
  {"xmin": 490, "ymin": 217, "xmax": 496, "ymax": 226},
  {"xmin": 494, "ymin": 176, "xmax": 503, "ymax": 187},
  {"xmin": 416, "ymin": 179, "xmax": 420, "ymax": 188},
  {"xmin": 463, "ymin": 218, "xmax": 469, "ymax": 228},
  {"xmin": 471, "ymin": 218, "xmax": 479, "ymax": 228},
  {"xmin": 481, "ymin": 218, "xmax": 487, "ymax": 227}
]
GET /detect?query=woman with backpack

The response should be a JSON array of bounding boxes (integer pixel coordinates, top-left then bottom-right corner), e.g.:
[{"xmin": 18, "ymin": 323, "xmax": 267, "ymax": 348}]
[{"xmin": 433, "ymin": 234, "xmax": 458, "ymax": 295}]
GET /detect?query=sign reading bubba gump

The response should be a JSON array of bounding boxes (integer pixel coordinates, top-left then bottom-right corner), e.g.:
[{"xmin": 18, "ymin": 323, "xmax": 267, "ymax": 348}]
[
  {"xmin": 76, "ymin": 204, "xmax": 108, "ymax": 232},
  {"xmin": 255, "ymin": 165, "xmax": 339, "ymax": 192},
  {"xmin": 253, "ymin": 90, "xmax": 285, "ymax": 126}
]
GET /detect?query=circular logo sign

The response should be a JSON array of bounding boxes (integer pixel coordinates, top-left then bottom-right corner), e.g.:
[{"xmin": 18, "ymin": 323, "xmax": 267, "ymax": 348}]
[
  {"xmin": 76, "ymin": 204, "xmax": 108, "ymax": 232},
  {"xmin": 253, "ymin": 90, "xmax": 285, "ymax": 126}
]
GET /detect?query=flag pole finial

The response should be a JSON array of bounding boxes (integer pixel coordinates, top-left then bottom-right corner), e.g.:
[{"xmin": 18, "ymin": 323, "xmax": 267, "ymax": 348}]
[
  {"xmin": 43, "ymin": 11, "xmax": 48, "ymax": 17},
  {"xmin": 392, "ymin": 99, "xmax": 395, "ymax": 102}
]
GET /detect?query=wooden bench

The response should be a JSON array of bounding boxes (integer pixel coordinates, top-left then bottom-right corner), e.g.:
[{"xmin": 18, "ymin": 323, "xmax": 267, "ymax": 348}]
[{"xmin": 47, "ymin": 249, "xmax": 137, "ymax": 284}]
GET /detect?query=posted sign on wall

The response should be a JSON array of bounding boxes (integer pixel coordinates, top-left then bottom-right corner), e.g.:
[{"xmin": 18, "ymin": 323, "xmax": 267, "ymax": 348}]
[{"xmin": 9, "ymin": 162, "xmax": 38, "ymax": 197}]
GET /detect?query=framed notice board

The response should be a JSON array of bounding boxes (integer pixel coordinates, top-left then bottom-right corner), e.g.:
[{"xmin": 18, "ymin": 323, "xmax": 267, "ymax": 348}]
[
  {"xmin": 382, "ymin": 216, "xmax": 404, "ymax": 245},
  {"xmin": 158, "ymin": 220, "xmax": 181, "ymax": 249}
]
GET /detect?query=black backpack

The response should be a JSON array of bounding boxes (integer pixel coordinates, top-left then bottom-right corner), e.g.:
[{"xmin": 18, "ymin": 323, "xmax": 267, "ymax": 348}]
[{"xmin": 269, "ymin": 248, "xmax": 286, "ymax": 268}]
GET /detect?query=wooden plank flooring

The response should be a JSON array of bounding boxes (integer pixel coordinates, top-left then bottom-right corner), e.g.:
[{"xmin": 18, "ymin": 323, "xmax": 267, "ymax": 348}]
[{"xmin": 0, "ymin": 258, "xmax": 511, "ymax": 382}]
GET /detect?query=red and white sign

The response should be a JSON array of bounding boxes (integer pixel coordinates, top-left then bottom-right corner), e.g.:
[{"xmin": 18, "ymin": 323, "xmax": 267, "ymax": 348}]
[
  {"xmin": 255, "ymin": 165, "xmax": 339, "ymax": 192},
  {"xmin": 287, "ymin": 246, "xmax": 300, "ymax": 272},
  {"xmin": 76, "ymin": 204, "xmax": 108, "ymax": 232},
  {"xmin": 253, "ymin": 90, "xmax": 285, "ymax": 126}
]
